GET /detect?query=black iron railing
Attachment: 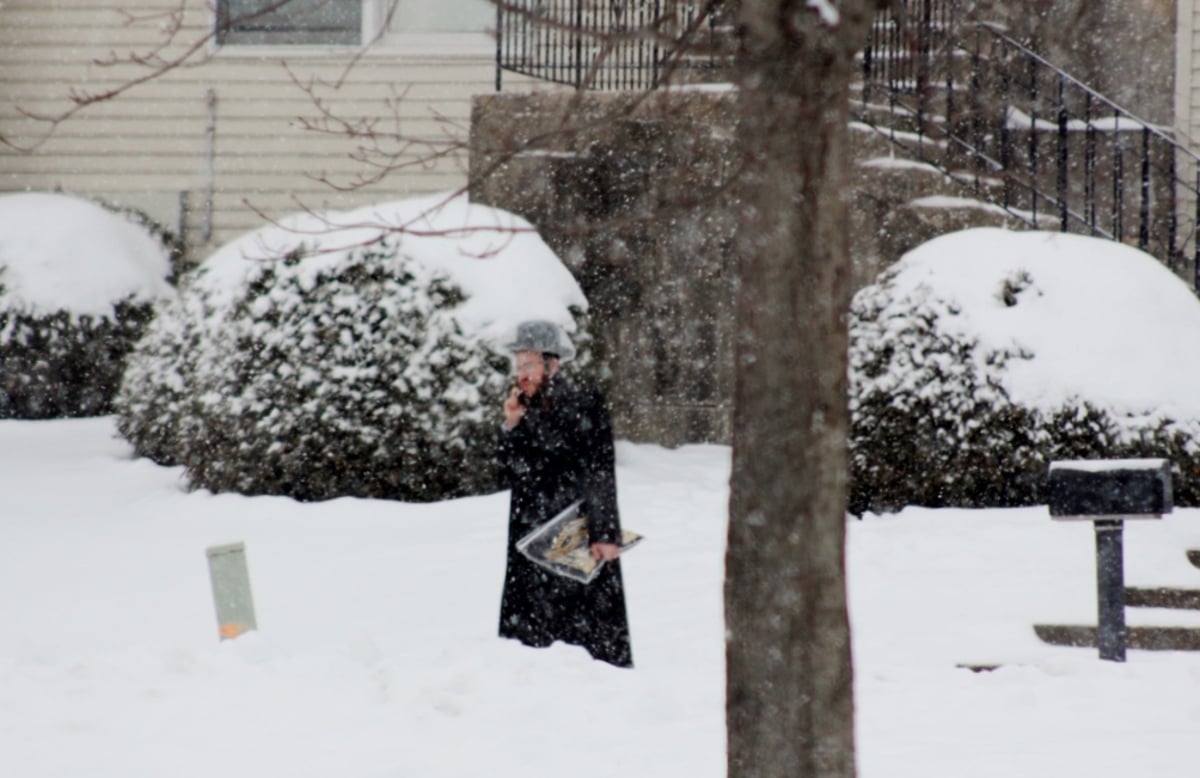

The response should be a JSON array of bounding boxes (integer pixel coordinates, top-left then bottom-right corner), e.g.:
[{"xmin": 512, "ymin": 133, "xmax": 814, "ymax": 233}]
[
  {"xmin": 495, "ymin": 1, "xmax": 730, "ymax": 91},
  {"xmin": 860, "ymin": 0, "xmax": 1200, "ymax": 291},
  {"xmin": 494, "ymin": 0, "xmax": 1200, "ymax": 289}
]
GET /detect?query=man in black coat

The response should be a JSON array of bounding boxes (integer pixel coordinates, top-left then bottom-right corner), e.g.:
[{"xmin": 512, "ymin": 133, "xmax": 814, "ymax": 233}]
[{"xmin": 496, "ymin": 320, "xmax": 633, "ymax": 668}]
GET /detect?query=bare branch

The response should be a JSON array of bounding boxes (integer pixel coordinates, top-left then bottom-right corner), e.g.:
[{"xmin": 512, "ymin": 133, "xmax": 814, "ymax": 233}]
[
  {"xmin": 236, "ymin": 183, "xmax": 532, "ymax": 264},
  {"xmin": 5, "ymin": 0, "xmax": 741, "ymax": 259},
  {"xmin": 0, "ymin": 0, "xmax": 399, "ymax": 153}
]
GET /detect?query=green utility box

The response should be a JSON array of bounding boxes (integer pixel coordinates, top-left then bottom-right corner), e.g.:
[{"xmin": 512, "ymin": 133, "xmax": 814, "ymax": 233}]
[{"xmin": 206, "ymin": 542, "xmax": 257, "ymax": 640}]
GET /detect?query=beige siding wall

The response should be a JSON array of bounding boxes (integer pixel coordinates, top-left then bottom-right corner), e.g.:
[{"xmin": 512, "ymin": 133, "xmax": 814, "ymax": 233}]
[
  {"xmin": 0, "ymin": 0, "xmax": 545, "ymax": 258},
  {"xmin": 1180, "ymin": 0, "xmax": 1197, "ymax": 144},
  {"xmin": 1176, "ymin": 0, "xmax": 1199, "ymax": 262}
]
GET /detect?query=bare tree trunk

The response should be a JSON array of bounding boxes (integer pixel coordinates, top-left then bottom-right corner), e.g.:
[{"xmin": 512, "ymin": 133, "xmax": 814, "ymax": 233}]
[{"xmin": 725, "ymin": 2, "xmax": 870, "ymax": 776}]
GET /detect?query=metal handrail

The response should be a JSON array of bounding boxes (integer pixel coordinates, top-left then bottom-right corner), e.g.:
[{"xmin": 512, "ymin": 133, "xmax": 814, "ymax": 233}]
[
  {"xmin": 860, "ymin": 2, "xmax": 1200, "ymax": 291},
  {"xmin": 975, "ymin": 22, "xmax": 1195, "ymax": 161},
  {"xmin": 495, "ymin": 1, "xmax": 728, "ymax": 92},
  {"xmin": 493, "ymin": 0, "xmax": 1200, "ymax": 290}
]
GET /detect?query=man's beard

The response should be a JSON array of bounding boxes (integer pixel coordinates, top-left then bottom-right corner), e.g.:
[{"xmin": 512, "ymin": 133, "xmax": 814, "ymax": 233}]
[{"xmin": 518, "ymin": 376, "xmax": 541, "ymax": 396}]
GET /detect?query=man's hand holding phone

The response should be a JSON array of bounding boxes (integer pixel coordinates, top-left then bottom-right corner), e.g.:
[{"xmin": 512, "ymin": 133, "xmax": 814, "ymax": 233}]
[{"xmin": 502, "ymin": 387, "xmax": 526, "ymax": 430}]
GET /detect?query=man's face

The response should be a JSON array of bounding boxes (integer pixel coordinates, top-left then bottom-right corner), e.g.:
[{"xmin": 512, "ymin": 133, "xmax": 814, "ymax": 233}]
[{"xmin": 514, "ymin": 349, "xmax": 554, "ymax": 397}]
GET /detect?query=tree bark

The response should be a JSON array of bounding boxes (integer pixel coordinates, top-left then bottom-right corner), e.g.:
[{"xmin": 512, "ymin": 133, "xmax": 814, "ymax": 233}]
[{"xmin": 725, "ymin": 2, "xmax": 870, "ymax": 777}]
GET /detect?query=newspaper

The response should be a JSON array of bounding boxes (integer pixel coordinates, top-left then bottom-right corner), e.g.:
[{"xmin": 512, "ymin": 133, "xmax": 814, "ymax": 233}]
[{"xmin": 516, "ymin": 500, "xmax": 643, "ymax": 584}]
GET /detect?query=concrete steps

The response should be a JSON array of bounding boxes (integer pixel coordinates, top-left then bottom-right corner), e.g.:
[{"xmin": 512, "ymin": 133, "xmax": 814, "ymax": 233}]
[
  {"xmin": 846, "ymin": 120, "xmax": 1023, "ymax": 288},
  {"xmin": 1033, "ymin": 551, "xmax": 1200, "ymax": 652}
]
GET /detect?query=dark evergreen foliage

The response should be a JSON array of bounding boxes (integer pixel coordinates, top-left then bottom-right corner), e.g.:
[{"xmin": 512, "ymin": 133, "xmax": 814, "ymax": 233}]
[
  {"xmin": 0, "ymin": 200, "xmax": 175, "ymax": 420},
  {"xmin": 116, "ymin": 241, "xmax": 518, "ymax": 503},
  {"xmin": 849, "ymin": 271, "xmax": 1200, "ymax": 514},
  {"xmin": 0, "ymin": 298, "xmax": 156, "ymax": 419}
]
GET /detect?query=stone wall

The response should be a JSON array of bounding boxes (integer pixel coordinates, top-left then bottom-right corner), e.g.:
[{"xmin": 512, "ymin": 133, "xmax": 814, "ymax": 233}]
[
  {"xmin": 470, "ymin": 91, "xmax": 741, "ymax": 446},
  {"xmin": 470, "ymin": 2, "xmax": 1174, "ymax": 448},
  {"xmin": 470, "ymin": 90, "xmax": 1022, "ymax": 446}
]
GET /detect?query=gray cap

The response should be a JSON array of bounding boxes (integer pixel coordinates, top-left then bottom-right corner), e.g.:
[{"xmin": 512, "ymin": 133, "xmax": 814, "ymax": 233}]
[{"xmin": 505, "ymin": 319, "xmax": 575, "ymax": 362}]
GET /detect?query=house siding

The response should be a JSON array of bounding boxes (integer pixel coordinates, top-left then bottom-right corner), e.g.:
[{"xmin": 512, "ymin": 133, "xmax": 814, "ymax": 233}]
[
  {"xmin": 1180, "ymin": 2, "xmax": 1200, "ymax": 145},
  {"xmin": 1180, "ymin": 0, "xmax": 1190, "ymax": 137},
  {"xmin": 1175, "ymin": 0, "xmax": 1200, "ymax": 264},
  {"xmin": 0, "ymin": 0, "xmax": 543, "ymax": 257},
  {"xmin": 1182, "ymin": 0, "xmax": 1198, "ymax": 142}
]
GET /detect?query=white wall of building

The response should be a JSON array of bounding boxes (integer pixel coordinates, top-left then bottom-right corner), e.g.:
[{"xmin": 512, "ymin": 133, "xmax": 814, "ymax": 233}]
[{"xmin": 0, "ymin": 0, "xmax": 550, "ymax": 255}]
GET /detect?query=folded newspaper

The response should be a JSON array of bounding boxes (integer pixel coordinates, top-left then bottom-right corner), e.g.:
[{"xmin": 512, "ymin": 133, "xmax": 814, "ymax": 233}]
[{"xmin": 516, "ymin": 500, "xmax": 643, "ymax": 584}]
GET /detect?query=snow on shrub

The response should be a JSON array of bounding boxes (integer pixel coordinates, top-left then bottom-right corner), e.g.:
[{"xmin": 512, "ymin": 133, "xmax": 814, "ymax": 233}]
[
  {"xmin": 116, "ymin": 193, "xmax": 588, "ymax": 502},
  {"xmin": 849, "ymin": 228, "xmax": 1200, "ymax": 514},
  {"xmin": 114, "ymin": 291, "xmax": 211, "ymax": 466},
  {"xmin": 0, "ymin": 193, "xmax": 173, "ymax": 418}
]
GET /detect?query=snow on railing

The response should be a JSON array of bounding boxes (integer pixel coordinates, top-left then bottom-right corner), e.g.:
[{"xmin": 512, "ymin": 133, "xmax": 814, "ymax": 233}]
[{"xmin": 861, "ymin": 1, "xmax": 1200, "ymax": 292}]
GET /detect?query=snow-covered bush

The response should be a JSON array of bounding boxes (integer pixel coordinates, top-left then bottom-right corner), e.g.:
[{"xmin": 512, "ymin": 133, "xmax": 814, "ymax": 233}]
[
  {"xmin": 0, "ymin": 193, "xmax": 173, "ymax": 418},
  {"xmin": 116, "ymin": 194, "xmax": 588, "ymax": 502},
  {"xmin": 114, "ymin": 291, "xmax": 212, "ymax": 466},
  {"xmin": 849, "ymin": 228, "xmax": 1200, "ymax": 514}
]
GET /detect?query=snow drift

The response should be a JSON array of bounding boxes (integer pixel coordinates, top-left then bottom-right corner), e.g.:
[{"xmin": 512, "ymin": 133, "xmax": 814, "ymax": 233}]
[
  {"xmin": 116, "ymin": 193, "xmax": 588, "ymax": 502},
  {"xmin": 850, "ymin": 228, "xmax": 1200, "ymax": 513},
  {"xmin": 0, "ymin": 192, "xmax": 173, "ymax": 418}
]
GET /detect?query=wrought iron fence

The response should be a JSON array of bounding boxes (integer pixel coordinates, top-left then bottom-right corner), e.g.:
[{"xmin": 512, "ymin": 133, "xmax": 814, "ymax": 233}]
[
  {"xmin": 860, "ymin": 1, "xmax": 1200, "ymax": 291},
  {"xmin": 494, "ymin": 1, "xmax": 729, "ymax": 91},
  {"xmin": 494, "ymin": 0, "xmax": 1200, "ymax": 289}
]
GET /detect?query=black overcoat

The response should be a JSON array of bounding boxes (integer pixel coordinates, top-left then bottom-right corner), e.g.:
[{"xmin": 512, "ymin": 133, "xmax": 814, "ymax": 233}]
[{"xmin": 496, "ymin": 372, "xmax": 632, "ymax": 667}]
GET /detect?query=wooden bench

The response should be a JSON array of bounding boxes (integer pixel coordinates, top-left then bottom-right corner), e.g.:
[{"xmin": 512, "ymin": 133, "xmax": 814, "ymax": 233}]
[
  {"xmin": 1124, "ymin": 586, "xmax": 1200, "ymax": 609},
  {"xmin": 1035, "ymin": 550, "xmax": 1200, "ymax": 651},
  {"xmin": 1034, "ymin": 624, "xmax": 1200, "ymax": 651}
]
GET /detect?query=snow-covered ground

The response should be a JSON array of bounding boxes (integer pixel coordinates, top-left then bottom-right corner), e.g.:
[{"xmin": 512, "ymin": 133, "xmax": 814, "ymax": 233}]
[
  {"xmin": 0, "ymin": 193, "xmax": 172, "ymax": 317},
  {"xmin": 4, "ymin": 194, "xmax": 1200, "ymax": 775},
  {"xmin": 3, "ymin": 418, "xmax": 1199, "ymax": 778}
]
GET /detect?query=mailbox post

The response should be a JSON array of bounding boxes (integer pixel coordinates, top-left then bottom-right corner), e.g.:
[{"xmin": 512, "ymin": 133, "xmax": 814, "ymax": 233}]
[{"xmin": 1048, "ymin": 459, "xmax": 1172, "ymax": 662}]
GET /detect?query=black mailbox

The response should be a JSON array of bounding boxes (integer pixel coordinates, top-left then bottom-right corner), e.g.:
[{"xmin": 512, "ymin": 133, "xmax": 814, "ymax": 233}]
[
  {"xmin": 1045, "ymin": 458, "xmax": 1174, "ymax": 662},
  {"xmin": 1048, "ymin": 459, "xmax": 1172, "ymax": 520}
]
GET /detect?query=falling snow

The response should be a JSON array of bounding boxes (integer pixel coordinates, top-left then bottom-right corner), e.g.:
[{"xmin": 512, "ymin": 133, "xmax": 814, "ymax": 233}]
[{"xmin": 1, "ymin": 418, "xmax": 1199, "ymax": 777}]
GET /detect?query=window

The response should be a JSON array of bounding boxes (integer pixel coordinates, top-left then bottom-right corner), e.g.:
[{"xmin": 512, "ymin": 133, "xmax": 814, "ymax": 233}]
[
  {"xmin": 215, "ymin": 0, "xmax": 495, "ymax": 49},
  {"xmin": 385, "ymin": 0, "xmax": 493, "ymax": 34},
  {"xmin": 216, "ymin": 0, "xmax": 364, "ymax": 46}
]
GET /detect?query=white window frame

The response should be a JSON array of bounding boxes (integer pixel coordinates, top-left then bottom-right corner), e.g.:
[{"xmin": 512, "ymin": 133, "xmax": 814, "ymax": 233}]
[
  {"xmin": 214, "ymin": 0, "xmax": 366, "ymax": 47},
  {"xmin": 211, "ymin": 0, "xmax": 495, "ymax": 58}
]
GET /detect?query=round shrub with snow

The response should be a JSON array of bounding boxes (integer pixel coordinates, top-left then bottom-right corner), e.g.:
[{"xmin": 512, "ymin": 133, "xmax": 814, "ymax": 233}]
[
  {"xmin": 849, "ymin": 228, "xmax": 1200, "ymax": 514},
  {"xmin": 0, "ymin": 193, "xmax": 173, "ymax": 418},
  {"xmin": 116, "ymin": 194, "xmax": 588, "ymax": 502}
]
